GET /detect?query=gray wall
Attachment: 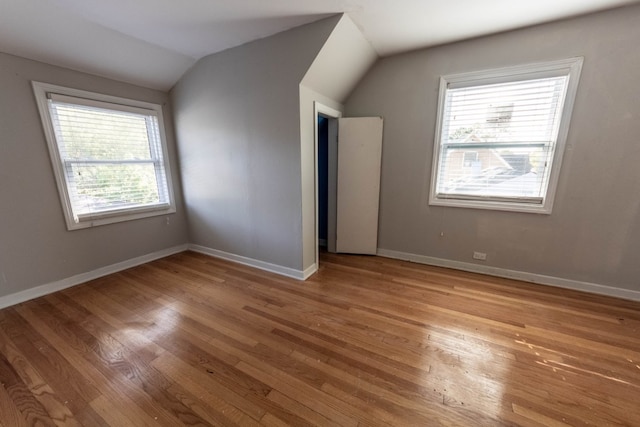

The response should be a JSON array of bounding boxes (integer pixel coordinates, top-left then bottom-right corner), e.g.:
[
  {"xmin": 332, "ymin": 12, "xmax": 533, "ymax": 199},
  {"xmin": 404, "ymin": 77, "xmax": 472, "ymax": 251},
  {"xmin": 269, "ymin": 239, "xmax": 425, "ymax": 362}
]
[
  {"xmin": 171, "ymin": 16, "xmax": 339, "ymax": 272},
  {"xmin": 345, "ymin": 4, "xmax": 640, "ymax": 292},
  {"xmin": 0, "ymin": 53, "xmax": 189, "ymax": 298}
]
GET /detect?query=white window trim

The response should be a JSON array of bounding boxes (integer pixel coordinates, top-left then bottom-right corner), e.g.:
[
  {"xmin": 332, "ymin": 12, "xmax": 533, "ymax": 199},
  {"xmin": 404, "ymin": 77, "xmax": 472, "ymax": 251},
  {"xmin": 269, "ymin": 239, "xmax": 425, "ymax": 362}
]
[
  {"xmin": 32, "ymin": 81, "xmax": 176, "ymax": 230},
  {"xmin": 429, "ymin": 57, "xmax": 583, "ymax": 214}
]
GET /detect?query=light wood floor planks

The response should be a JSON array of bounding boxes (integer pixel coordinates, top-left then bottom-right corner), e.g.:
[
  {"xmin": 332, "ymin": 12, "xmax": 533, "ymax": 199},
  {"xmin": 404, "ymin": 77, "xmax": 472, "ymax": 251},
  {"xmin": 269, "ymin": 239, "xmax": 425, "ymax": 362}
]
[{"xmin": 1, "ymin": 250, "xmax": 639, "ymax": 426}]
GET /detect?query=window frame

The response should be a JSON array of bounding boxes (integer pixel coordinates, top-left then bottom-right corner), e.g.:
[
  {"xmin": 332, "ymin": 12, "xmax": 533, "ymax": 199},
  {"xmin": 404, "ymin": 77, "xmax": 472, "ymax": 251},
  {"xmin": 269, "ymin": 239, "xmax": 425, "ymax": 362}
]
[
  {"xmin": 32, "ymin": 81, "xmax": 176, "ymax": 230},
  {"xmin": 428, "ymin": 57, "xmax": 583, "ymax": 214}
]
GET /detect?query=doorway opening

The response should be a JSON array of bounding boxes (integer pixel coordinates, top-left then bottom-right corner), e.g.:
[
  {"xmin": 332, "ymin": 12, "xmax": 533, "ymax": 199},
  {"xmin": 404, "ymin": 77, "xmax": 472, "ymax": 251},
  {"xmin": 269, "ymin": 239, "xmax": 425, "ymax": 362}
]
[
  {"xmin": 314, "ymin": 103, "xmax": 341, "ymax": 268},
  {"xmin": 318, "ymin": 115, "xmax": 329, "ymax": 249},
  {"xmin": 313, "ymin": 103, "xmax": 383, "ymax": 269}
]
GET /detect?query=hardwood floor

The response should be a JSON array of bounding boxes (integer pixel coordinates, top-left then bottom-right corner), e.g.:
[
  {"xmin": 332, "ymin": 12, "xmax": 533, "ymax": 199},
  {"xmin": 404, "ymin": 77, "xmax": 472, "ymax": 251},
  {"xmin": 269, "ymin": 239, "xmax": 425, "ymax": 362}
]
[{"xmin": 1, "ymin": 251, "xmax": 639, "ymax": 426}]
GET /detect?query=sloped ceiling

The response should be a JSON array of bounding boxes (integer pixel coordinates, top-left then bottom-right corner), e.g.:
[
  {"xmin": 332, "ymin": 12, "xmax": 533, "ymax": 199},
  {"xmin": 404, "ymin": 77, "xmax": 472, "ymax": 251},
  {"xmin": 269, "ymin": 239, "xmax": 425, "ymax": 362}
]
[
  {"xmin": 1, "ymin": 0, "xmax": 638, "ymax": 90},
  {"xmin": 301, "ymin": 15, "xmax": 378, "ymax": 103}
]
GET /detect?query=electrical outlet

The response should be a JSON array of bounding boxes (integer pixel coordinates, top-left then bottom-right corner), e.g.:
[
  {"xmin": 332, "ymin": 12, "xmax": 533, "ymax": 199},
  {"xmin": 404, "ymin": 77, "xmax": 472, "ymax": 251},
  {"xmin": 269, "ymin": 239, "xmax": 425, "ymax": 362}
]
[{"xmin": 473, "ymin": 251, "xmax": 487, "ymax": 260}]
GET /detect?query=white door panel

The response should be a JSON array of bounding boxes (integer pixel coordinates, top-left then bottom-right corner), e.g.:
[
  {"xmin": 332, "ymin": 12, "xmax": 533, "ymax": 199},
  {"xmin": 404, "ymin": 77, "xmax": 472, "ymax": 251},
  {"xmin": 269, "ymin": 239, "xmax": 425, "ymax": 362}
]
[{"xmin": 336, "ymin": 117, "xmax": 383, "ymax": 254}]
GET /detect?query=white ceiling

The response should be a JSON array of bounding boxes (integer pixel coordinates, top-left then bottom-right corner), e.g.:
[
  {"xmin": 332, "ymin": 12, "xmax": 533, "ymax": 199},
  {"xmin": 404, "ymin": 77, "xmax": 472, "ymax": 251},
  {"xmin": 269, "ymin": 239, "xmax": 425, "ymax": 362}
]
[{"xmin": 1, "ymin": 0, "xmax": 638, "ymax": 90}]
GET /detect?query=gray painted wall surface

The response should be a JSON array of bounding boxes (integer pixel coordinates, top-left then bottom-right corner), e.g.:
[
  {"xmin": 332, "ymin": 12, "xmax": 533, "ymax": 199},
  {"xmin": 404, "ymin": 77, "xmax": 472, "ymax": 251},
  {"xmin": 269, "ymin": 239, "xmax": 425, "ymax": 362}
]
[
  {"xmin": 345, "ymin": 5, "xmax": 640, "ymax": 292},
  {"xmin": 0, "ymin": 53, "xmax": 188, "ymax": 298},
  {"xmin": 171, "ymin": 17, "xmax": 339, "ymax": 271}
]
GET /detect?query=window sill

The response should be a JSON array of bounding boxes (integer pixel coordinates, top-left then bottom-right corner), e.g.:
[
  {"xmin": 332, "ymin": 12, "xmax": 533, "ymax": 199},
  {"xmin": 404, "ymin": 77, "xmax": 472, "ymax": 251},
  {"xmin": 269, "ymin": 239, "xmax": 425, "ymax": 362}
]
[
  {"xmin": 66, "ymin": 204, "xmax": 176, "ymax": 230},
  {"xmin": 429, "ymin": 196, "xmax": 552, "ymax": 214}
]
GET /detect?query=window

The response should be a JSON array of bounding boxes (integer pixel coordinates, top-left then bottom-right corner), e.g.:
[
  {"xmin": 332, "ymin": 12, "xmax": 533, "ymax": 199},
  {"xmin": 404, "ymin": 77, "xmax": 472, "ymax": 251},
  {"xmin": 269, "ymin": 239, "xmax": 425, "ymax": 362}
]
[
  {"xmin": 462, "ymin": 151, "xmax": 479, "ymax": 168},
  {"xmin": 429, "ymin": 58, "xmax": 583, "ymax": 214},
  {"xmin": 33, "ymin": 82, "xmax": 175, "ymax": 230}
]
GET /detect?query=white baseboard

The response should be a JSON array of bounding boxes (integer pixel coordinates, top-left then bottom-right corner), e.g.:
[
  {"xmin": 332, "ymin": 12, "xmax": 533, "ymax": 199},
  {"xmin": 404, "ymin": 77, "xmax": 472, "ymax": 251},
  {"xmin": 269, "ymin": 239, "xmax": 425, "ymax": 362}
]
[
  {"xmin": 0, "ymin": 244, "xmax": 189, "ymax": 310},
  {"xmin": 189, "ymin": 244, "xmax": 308, "ymax": 280},
  {"xmin": 302, "ymin": 263, "xmax": 318, "ymax": 280},
  {"xmin": 377, "ymin": 248, "xmax": 640, "ymax": 302},
  {"xmin": 7, "ymin": 243, "xmax": 633, "ymax": 311}
]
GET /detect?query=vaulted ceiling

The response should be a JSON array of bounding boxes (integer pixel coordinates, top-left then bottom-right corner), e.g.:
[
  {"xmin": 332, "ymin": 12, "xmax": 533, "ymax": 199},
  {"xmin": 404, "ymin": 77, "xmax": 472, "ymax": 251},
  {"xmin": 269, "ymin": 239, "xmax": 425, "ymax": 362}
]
[{"xmin": 1, "ymin": 0, "xmax": 638, "ymax": 90}]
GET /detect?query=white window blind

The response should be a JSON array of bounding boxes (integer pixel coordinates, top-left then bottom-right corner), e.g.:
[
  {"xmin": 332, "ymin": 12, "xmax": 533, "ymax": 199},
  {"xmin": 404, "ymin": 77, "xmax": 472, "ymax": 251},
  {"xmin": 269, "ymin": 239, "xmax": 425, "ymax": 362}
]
[
  {"xmin": 33, "ymin": 82, "xmax": 175, "ymax": 229},
  {"xmin": 429, "ymin": 58, "xmax": 583, "ymax": 213}
]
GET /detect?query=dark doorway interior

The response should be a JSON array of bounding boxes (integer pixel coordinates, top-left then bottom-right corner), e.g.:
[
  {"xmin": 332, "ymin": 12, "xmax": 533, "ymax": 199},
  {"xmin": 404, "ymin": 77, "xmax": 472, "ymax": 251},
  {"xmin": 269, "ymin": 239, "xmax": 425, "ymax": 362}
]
[{"xmin": 318, "ymin": 115, "xmax": 328, "ymax": 247}]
